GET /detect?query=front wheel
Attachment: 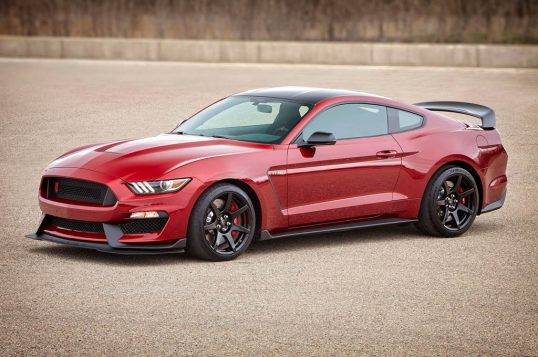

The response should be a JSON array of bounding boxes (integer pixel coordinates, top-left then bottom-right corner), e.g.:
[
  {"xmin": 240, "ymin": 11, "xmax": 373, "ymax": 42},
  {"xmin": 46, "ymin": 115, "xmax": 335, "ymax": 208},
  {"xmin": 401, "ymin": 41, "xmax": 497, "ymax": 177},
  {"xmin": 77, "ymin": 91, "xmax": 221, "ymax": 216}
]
[
  {"xmin": 416, "ymin": 166, "xmax": 479, "ymax": 237},
  {"xmin": 187, "ymin": 183, "xmax": 256, "ymax": 261}
]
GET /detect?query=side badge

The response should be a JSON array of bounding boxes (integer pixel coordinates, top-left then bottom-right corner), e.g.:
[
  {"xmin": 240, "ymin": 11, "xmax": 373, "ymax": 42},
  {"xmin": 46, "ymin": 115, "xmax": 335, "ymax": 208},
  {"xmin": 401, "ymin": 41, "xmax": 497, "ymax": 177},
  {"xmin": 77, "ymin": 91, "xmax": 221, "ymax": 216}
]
[{"xmin": 268, "ymin": 170, "xmax": 287, "ymax": 176}]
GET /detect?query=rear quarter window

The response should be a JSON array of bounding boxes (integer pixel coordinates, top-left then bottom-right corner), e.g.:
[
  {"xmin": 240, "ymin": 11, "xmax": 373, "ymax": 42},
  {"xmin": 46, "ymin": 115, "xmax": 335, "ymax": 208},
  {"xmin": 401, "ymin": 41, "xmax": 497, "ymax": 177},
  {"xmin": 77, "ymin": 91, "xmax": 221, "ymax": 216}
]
[{"xmin": 389, "ymin": 108, "xmax": 424, "ymax": 133}]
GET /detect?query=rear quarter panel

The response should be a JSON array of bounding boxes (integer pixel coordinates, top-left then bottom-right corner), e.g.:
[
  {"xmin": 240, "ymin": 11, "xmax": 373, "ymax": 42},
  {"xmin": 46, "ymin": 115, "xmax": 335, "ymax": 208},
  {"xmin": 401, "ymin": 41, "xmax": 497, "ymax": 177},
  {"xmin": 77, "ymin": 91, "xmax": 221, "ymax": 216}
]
[{"xmin": 391, "ymin": 111, "xmax": 506, "ymax": 218}]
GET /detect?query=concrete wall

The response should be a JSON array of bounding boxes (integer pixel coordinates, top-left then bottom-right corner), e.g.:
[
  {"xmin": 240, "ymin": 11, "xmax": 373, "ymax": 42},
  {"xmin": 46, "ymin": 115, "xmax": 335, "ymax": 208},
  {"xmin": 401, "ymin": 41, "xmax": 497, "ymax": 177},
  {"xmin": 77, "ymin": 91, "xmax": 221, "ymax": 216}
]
[{"xmin": 1, "ymin": 36, "xmax": 537, "ymax": 68}]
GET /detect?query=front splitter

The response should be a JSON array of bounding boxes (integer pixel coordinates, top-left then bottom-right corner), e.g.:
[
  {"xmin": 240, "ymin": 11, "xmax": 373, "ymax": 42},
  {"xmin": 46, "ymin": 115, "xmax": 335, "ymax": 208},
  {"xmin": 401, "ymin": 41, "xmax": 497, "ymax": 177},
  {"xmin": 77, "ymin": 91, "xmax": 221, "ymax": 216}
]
[{"xmin": 26, "ymin": 233, "xmax": 186, "ymax": 255}]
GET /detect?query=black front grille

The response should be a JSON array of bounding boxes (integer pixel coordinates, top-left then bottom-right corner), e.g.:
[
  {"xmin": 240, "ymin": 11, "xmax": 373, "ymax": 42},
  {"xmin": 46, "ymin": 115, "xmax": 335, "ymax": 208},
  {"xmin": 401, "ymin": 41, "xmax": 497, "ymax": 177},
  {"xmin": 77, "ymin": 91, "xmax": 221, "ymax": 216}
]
[
  {"xmin": 49, "ymin": 216, "xmax": 105, "ymax": 233},
  {"xmin": 43, "ymin": 177, "xmax": 117, "ymax": 206},
  {"xmin": 48, "ymin": 216, "xmax": 167, "ymax": 235},
  {"xmin": 120, "ymin": 218, "xmax": 168, "ymax": 234}
]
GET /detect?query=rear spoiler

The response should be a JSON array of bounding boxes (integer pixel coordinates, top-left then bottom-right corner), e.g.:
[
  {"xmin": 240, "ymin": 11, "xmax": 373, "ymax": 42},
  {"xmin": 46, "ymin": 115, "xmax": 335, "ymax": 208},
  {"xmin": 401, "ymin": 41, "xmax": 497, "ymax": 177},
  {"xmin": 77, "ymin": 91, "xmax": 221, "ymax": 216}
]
[{"xmin": 414, "ymin": 101, "xmax": 495, "ymax": 129}]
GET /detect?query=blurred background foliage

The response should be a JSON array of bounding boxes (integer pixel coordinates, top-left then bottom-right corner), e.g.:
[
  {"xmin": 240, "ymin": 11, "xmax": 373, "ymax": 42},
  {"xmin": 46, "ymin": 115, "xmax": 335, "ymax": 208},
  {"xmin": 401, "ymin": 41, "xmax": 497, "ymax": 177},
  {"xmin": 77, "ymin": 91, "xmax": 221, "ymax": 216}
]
[{"xmin": 1, "ymin": 0, "xmax": 536, "ymax": 44}]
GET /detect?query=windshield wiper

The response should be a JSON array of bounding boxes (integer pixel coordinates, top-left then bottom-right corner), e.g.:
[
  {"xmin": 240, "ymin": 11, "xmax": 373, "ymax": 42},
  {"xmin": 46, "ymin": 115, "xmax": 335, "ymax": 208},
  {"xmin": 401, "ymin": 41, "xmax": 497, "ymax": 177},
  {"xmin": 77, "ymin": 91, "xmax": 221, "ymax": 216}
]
[
  {"xmin": 172, "ymin": 132, "xmax": 229, "ymax": 140},
  {"xmin": 173, "ymin": 132, "xmax": 204, "ymax": 136}
]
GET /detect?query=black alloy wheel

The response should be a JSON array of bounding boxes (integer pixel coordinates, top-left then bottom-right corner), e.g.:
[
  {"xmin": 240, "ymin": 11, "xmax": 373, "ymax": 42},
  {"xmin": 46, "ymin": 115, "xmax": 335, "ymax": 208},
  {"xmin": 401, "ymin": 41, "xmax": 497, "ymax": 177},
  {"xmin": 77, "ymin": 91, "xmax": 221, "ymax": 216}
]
[
  {"xmin": 417, "ymin": 166, "xmax": 479, "ymax": 237},
  {"xmin": 187, "ymin": 183, "xmax": 256, "ymax": 261},
  {"xmin": 435, "ymin": 173, "xmax": 476, "ymax": 230}
]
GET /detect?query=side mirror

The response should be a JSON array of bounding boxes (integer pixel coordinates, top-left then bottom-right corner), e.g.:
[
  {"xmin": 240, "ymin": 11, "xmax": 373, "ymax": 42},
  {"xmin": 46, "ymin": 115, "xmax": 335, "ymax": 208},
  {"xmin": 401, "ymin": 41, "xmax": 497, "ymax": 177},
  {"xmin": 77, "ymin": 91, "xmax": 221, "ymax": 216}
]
[{"xmin": 299, "ymin": 131, "xmax": 336, "ymax": 147}]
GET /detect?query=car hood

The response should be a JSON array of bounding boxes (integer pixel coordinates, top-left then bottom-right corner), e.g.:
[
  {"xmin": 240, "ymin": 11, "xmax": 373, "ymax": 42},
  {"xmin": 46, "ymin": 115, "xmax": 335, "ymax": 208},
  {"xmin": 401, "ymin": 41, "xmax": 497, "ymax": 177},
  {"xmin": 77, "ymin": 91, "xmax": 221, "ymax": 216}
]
[{"xmin": 49, "ymin": 134, "xmax": 264, "ymax": 181}]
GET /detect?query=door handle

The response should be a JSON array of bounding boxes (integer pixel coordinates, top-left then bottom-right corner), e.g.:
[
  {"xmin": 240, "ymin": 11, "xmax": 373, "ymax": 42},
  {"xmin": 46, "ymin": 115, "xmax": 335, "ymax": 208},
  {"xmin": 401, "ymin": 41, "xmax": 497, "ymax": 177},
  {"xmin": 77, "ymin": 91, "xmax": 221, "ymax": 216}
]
[{"xmin": 376, "ymin": 150, "xmax": 398, "ymax": 158}]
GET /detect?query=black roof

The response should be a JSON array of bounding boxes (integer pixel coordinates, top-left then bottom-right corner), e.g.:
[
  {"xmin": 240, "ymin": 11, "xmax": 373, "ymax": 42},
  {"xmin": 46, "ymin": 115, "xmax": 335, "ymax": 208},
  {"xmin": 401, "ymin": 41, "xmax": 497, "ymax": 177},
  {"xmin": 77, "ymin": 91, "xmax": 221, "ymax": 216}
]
[{"xmin": 234, "ymin": 86, "xmax": 382, "ymax": 105}]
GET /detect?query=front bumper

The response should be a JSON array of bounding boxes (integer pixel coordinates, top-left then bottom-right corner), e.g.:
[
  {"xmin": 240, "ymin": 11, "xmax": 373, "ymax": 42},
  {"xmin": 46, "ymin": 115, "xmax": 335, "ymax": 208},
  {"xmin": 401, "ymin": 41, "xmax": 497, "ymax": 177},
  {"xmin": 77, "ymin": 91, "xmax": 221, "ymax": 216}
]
[{"xmin": 29, "ymin": 167, "xmax": 205, "ymax": 253}]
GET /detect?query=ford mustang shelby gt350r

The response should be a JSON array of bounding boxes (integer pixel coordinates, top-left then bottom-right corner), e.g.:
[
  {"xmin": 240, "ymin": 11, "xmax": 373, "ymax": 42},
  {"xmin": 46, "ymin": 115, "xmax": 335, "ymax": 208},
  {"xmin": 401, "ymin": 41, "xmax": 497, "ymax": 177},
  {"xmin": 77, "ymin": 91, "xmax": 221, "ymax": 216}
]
[{"xmin": 28, "ymin": 87, "xmax": 507, "ymax": 261}]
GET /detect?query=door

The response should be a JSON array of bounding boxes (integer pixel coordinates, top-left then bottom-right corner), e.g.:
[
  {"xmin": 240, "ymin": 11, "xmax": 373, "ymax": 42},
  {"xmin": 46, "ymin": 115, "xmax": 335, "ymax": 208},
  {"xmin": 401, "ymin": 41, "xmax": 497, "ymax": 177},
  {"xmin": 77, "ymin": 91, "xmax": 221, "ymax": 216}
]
[{"xmin": 286, "ymin": 103, "xmax": 402, "ymax": 227}]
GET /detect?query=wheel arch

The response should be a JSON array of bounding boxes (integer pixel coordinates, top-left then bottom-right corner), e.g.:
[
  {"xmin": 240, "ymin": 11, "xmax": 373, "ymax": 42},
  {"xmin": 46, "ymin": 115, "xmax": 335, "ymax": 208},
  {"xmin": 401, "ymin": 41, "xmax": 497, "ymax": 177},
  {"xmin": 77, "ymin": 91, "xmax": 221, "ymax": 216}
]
[
  {"xmin": 432, "ymin": 160, "xmax": 484, "ymax": 214},
  {"xmin": 212, "ymin": 179, "xmax": 262, "ymax": 236}
]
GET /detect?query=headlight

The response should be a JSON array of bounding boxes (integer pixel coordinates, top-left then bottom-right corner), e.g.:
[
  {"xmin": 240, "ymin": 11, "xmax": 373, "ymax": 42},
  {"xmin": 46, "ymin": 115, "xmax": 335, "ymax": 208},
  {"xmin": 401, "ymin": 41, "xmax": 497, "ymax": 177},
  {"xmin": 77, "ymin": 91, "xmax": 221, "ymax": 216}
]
[{"xmin": 127, "ymin": 178, "xmax": 191, "ymax": 195}]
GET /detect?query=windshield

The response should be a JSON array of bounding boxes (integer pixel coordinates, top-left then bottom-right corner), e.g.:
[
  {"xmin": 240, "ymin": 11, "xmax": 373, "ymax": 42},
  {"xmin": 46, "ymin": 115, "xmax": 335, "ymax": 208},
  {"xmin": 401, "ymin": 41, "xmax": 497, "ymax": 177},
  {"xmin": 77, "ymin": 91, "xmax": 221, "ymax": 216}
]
[{"xmin": 174, "ymin": 96, "xmax": 311, "ymax": 144}]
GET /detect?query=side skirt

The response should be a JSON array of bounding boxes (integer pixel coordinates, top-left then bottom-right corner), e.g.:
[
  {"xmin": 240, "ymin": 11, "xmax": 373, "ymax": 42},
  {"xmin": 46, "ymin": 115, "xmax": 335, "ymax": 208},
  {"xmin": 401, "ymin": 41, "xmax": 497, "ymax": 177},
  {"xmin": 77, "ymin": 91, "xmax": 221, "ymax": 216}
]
[{"xmin": 260, "ymin": 218, "xmax": 417, "ymax": 240}]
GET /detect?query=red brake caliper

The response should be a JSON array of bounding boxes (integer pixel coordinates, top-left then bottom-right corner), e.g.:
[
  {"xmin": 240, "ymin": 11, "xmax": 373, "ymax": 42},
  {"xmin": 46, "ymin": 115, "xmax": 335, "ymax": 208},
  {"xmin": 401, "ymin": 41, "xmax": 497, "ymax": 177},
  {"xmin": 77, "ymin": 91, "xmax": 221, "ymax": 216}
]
[
  {"xmin": 458, "ymin": 187, "xmax": 466, "ymax": 204},
  {"xmin": 230, "ymin": 202, "xmax": 238, "ymax": 239}
]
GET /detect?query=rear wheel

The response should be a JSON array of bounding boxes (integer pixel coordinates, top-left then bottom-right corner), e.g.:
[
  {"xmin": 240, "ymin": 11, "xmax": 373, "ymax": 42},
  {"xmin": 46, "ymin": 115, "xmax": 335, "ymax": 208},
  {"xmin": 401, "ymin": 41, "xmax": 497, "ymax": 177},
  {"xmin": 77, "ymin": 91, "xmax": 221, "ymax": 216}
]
[
  {"xmin": 416, "ymin": 166, "xmax": 479, "ymax": 237},
  {"xmin": 187, "ymin": 183, "xmax": 256, "ymax": 261}
]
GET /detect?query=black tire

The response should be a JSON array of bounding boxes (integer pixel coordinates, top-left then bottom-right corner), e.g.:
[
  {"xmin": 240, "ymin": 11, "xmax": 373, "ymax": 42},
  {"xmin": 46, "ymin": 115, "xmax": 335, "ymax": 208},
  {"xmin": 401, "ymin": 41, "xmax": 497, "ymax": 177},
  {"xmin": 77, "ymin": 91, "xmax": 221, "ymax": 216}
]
[
  {"xmin": 187, "ymin": 183, "xmax": 256, "ymax": 261},
  {"xmin": 416, "ymin": 165, "xmax": 479, "ymax": 237}
]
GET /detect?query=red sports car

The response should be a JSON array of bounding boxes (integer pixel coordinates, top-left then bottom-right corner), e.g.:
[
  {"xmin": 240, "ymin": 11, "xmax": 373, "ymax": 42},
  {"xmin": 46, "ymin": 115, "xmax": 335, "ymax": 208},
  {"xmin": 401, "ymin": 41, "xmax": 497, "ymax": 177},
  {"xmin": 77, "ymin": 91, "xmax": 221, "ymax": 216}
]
[{"xmin": 28, "ymin": 87, "xmax": 507, "ymax": 261}]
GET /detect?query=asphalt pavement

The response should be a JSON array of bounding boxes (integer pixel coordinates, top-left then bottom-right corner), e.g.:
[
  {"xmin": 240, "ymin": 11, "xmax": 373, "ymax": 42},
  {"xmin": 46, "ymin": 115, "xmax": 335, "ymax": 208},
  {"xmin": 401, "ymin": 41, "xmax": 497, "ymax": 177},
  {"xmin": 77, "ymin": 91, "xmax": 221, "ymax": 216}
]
[{"xmin": 1, "ymin": 59, "xmax": 537, "ymax": 356}]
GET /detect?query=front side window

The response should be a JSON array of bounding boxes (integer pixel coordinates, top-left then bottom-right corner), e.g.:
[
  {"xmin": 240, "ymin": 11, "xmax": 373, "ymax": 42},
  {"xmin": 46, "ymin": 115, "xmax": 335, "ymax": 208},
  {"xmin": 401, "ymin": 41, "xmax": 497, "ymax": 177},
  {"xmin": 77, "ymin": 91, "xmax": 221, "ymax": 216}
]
[
  {"xmin": 175, "ymin": 96, "xmax": 311, "ymax": 144},
  {"xmin": 301, "ymin": 103, "xmax": 388, "ymax": 140}
]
